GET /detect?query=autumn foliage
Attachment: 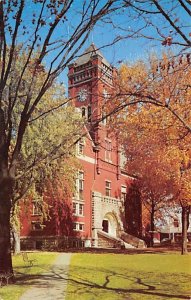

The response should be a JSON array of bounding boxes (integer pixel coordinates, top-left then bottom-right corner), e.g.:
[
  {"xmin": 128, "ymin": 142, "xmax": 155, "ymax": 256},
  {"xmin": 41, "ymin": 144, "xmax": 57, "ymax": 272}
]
[{"xmin": 108, "ymin": 53, "xmax": 191, "ymax": 252}]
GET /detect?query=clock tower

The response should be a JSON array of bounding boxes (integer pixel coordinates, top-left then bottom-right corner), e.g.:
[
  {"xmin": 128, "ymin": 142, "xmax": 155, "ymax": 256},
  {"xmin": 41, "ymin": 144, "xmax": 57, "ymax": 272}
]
[{"xmin": 68, "ymin": 43, "xmax": 115, "ymax": 144}]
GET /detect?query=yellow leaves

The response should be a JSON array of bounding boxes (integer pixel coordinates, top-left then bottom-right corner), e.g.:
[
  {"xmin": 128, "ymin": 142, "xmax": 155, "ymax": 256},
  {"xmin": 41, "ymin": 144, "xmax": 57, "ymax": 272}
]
[
  {"xmin": 181, "ymin": 149, "xmax": 191, "ymax": 170},
  {"xmin": 178, "ymin": 169, "xmax": 191, "ymax": 205},
  {"xmin": 110, "ymin": 52, "xmax": 191, "ymax": 209},
  {"xmin": 121, "ymin": 52, "xmax": 191, "ymax": 115},
  {"xmin": 17, "ymin": 95, "xmax": 82, "ymax": 204},
  {"xmin": 118, "ymin": 62, "xmax": 147, "ymax": 92},
  {"xmin": 112, "ymin": 85, "xmax": 190, "ymax": 206}
]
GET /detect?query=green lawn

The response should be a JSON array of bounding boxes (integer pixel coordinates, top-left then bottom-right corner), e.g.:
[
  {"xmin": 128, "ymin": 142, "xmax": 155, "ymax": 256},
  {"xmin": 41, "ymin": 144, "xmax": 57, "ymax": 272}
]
[
  {"xmin": 66, "ymin": 252, "xmax": 191, "ymax": 300},
  {"xmin": 0, "ymin": 252, "xmax": 58, "ymax": 300},
  {"xmin": 1, "ymin": 251, "xmax": 191, "ymax": 300}
]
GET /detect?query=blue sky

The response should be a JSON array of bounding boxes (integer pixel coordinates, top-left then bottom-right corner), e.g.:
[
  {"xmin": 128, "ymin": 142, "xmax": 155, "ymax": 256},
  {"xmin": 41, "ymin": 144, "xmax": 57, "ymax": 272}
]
[
  {"xmin": 17, "ymin": 1, "xmax": 191, "ymax": 88},
  {"xmin": 60, "ymin": 1, "xmax": 190, "ymax": 88},
  {"xmin": 82, "ymin": 2, "xmax": 191, "ymax": 66}
]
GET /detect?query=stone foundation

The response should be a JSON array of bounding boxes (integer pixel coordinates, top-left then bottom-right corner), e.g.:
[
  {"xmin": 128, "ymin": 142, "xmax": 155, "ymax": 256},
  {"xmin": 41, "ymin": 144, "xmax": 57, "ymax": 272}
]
[{"xmin": 20, "ymin": 236, "xmax": 91, "ymax": 250}]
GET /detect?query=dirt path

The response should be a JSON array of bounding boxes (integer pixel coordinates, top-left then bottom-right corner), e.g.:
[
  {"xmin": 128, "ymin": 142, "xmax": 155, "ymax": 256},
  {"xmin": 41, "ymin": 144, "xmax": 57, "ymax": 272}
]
[{"xmin": 19, "ymin": 253, "xmax": 72, "ymax": 300}]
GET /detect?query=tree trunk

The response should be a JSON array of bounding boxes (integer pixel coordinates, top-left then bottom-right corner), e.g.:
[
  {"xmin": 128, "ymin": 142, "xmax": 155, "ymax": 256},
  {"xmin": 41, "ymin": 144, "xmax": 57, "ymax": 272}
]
[
  {"xmin": 0, "ymin": 109, "xmax": 14, "ymax": 276},
  {"xmin": 181, "ymin": 205, "xmax": 189, "ymax": 255},
  {"xmin": 150, "ymin": 200, "xmax": 155, "ymax": 247},
  {"xmin": 12, "ymin": 227, "xmax": 21, "ymax": 255},
  {"xmin": 0, "ymin": 181, "xmax": 14, "ymax": 276}
]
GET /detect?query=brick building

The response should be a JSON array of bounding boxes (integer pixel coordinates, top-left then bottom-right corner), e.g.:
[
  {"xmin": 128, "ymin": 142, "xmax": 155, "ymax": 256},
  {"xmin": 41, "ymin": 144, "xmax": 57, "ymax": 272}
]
[{"xmin": 20, "ymin": 44, "xmax": 144, "ymax": 250}]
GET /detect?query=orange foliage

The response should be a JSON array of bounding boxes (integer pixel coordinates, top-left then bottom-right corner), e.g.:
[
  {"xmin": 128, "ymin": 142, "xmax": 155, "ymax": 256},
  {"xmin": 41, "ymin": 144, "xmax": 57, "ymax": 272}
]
[
  {"xmin": 107, "ymin": 54, "xmax": 191, "ymax": 239},
  {"xmin": 110, "ymin": 53, "xmax": 191, "ymax": 209}
]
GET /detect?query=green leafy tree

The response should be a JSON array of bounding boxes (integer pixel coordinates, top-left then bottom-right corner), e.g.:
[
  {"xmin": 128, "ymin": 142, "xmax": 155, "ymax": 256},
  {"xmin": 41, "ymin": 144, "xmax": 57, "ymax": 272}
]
[{"xmin": 12, "ymin": 98, "xmax": 82, "ymax": 252}]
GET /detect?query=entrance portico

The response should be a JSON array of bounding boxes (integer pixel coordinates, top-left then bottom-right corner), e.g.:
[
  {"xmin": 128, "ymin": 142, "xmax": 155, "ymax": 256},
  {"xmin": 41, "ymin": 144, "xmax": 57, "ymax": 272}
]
[
  {"xmin": 92, "ymin": 191, "xmax": 124, "ymax": 247},
  {"xmin": 102, "ymin": 212, "xmax": 119, "ymax": 237}
]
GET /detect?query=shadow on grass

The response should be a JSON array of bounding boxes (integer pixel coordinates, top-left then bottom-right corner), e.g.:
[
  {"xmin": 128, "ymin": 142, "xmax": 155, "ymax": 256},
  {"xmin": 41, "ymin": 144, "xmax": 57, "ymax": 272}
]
[
  {"xmin": 65, "ymin": 266, "xmax": 190, "ymax": 299},
  {"xmin": 13, "ymin": 263, "xmax": 190, "ymax": 300}
]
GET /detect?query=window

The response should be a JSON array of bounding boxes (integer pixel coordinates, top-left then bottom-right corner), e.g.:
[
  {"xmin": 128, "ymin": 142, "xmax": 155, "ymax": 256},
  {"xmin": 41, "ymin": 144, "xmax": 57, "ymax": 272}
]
[
  {"xmin": 121, "ymin": 186, "xmax": 127, "ymax": 201},
  {"xmin": 78, "ymin": 139, "xmax": 84, "ymax": 155},
  {"xmin": 105, "ymin": 140, "xmax": 112, "ymax": 162},
  {"xmin": 80, "ymin": 106, "xmax": 91, "ymax": 120},
  {"xmin": 31, "ymin": 221, "xmax": 43, "ymax": 231},
  {"xmin": 103, "ymin": 89, "xmax": 109, "ymax": 100},
  {"xmin": 76, "ymin": 171, "xmax": 84, "ymax": 200},
  {"xmin": 79, "ymin": 223, "xmax": 84, "ymax": 231},
  {"xmin": 79, "ymin": 204, "xmax": 84, "ymax": 216},
  {"xmin": 73, "ymin": 222, "xmax": 78, "ymax": 230},
  {"xmin": 105, "ymin": 181, "xmax": 111, "ymax": 197},
  {"xmin": 72, "ymin": 202, "xmax": 84, "ymax": 216},
  {"xmin": 73, "ymin": 222, "xmax": 84, "ymax": 231},
  {"xmin": 79, "ymin": 171, "xmax": 84, "ymax": 198},
  {"xmin": 102, "ymin": 111, "xmax": 107, "ymax": 125},
  {"xmin": 81, "ymin": 107, "xmax": 86, "ymax": 117},
  {"xmin": 87, "ymin": 105, "xmax": 91, "ymax": 121},
  {"xmin": 73, "ymin": 202, "xmax": 77, "ymax": 214},
  {"xmin": 32, "ymin": 201, "xmax": 42, "ymax": 216},
  {"xmin": 174, "ymin": 218, "xmax": 179, "ymax": 228}
]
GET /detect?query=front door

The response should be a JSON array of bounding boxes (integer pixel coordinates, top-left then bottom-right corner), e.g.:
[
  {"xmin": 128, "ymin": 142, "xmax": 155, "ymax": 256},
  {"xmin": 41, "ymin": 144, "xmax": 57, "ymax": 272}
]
[{"xmin": 102, "ymin": 219, "xmax": 109, "ymax": 233}]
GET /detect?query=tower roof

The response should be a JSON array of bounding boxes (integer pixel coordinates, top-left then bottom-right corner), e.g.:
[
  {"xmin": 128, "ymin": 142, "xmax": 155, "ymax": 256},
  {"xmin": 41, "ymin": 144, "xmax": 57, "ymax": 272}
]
[{"xmin": 74, "ymin": 43, "xmax": 111, "ymax": 67}]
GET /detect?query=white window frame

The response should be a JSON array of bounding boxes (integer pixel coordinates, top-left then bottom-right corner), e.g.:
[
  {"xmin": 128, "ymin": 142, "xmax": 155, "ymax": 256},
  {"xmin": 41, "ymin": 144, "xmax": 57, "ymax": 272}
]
[
  {"xmin": 73, "ymin": 222, "xmax": 78, "ymax": 231},
  {"xmin": 78, "ymin": 138, "xmax": 85, "ymax": 155},
  {"xmin": 105, "ymin": 180, "xmax": 111, "ymax": 197},
  {"xmin": 32, "ymin": 201, "xmax": 42, "ymax": 216},
  {"xmin": 75, "ymin": 171, "xmax": 84, "ymax": 200},
  {"xmin": 105, "ymin": 139, "xmax": 112, "ymax": 162},
  {"xmin": 73, "ymin": 202, "xmax": 77, "ymax": 215},
  {"xmin": 121, "ymin": 186, "xmax": 127, "ymax": 202},
  {"xmin": 102, "ymin": 89, "xmax": 109, "ymax": 125},
  {"xmin": 78, "ymin": 171, "xmax": 84, "ymax": 200},
  {"xmin": 73, "ymin": 222, "xmax": 84, "ymax": 232},
  {"xmin": 72, "ymin": 202, "xmax": 84, "ymax": 216},
  {"xmin": 79, "ymin": 203, "xmax": 84, "ymax": 216},
  {"xmin": 78, "ymin": 223, "xmax": 84, "ymax": 231}
]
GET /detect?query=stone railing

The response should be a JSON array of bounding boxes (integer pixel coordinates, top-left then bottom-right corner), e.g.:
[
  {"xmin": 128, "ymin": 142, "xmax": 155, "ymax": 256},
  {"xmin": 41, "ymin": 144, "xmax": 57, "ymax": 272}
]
[
  {"xmin": 120, "ymin": 231, "xmax": 146, "ymax": 249},
  {"xmin": 101, "ymin": 195, "xmax": 121, "ymax": 206}
]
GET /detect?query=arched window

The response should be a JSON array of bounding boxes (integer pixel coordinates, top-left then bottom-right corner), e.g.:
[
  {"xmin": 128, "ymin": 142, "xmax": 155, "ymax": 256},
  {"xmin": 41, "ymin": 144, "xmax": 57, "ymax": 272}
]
[
  {"xmin": 81, "ymin": 107, "xmax": 86, "ymax": 117},
  {"xmin": 174, "ymin": 218, "xmax": 179, "ymax": 227},
  {"xmin": 81, "ymin": 106, "xmax": 92, "ymax": 121},
  {"xmin": 87, "ymin": 105, "xmax": 91, "ymax": 121}
]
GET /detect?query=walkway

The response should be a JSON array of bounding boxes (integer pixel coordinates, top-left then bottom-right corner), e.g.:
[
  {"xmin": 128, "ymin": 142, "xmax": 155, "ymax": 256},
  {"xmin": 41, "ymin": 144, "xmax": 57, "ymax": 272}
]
[{"xmin": 19, "ymin": 253, "xmax": 72, "ymax": 300}]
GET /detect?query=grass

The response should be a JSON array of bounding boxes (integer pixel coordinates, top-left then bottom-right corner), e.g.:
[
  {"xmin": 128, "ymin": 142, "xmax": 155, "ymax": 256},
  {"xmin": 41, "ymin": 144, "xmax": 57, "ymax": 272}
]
[
  {"xmin": 66, "ymin": 252, "xmax": 191, "ymax": 300},
  {"xmin": 1, "ymin": 250, "xmax": 190, "ymax": 300},
  {"xmin": 0, "ymin": 252, "xmax": 58, "ymax": 300}
]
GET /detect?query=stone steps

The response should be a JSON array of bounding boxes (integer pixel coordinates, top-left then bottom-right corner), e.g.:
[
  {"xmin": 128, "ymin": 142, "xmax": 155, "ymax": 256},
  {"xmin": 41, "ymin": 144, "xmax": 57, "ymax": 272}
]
[{"xmin": 97, "ymin": 230, "xmax": 135, "ymax": 249}]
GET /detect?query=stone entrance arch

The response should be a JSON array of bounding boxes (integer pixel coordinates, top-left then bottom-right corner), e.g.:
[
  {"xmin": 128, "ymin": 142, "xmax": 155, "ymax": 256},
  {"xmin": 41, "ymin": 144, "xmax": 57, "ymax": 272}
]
[
  {"xmin": 102, "ymin": 212, "xmax": 119, "ymax": 237},
  {"xmin": 92, "ymin": 191, "xmax": 124, "ymax": 247}
]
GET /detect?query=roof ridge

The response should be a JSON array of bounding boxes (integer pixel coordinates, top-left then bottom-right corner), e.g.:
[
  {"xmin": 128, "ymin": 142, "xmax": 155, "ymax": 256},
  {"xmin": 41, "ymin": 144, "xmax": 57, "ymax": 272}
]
[{"xmin": 74, "ymin": 43, "xmax": 110, "ymax": 67}]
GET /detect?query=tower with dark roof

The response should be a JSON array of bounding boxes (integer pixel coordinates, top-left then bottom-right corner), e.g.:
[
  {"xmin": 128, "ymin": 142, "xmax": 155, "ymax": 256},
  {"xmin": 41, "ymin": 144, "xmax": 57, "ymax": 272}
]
[{"xmin": 68, "ymin": 44, "xmax": 115, "ymax": 143}]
